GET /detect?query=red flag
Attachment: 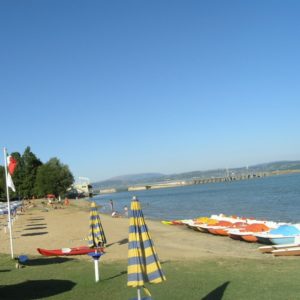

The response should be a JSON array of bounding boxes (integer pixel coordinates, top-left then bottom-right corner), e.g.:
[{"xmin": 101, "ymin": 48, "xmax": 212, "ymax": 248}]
[
  {"xmin": 7, "ymin": 155, "xmax": 17, "ymax": 175},
  {"xmin": 6, "ymin": 154, "xmax": 17, "ymax": 192}
]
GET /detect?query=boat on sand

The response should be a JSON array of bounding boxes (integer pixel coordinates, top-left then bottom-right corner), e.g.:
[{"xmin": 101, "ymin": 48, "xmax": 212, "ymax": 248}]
[
  {"xmin": 258, "ymin": 243, "xmax": 300, "ymax": 254},
  {"xmin": 272, "ymin": 246, "xmax": 300, "ymax": 256},
  {"xmin": 37, "ymin": 246, "xmax": 104, "ymax": 256},
  {"xmin": 228, "ymin": 223, "xmax": 270, "ymax": 242}
]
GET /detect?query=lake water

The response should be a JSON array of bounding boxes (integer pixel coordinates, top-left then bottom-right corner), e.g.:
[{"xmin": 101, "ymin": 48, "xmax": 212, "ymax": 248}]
[{"xmin": 93, "ymin": 173, "xmax": 300, "ymax": 223}]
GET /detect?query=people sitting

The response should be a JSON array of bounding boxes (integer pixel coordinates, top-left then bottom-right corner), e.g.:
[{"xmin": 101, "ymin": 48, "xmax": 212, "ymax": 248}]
[{"xmin": 111, "ymin": 211, "xmax": 121, "ymax": 218}]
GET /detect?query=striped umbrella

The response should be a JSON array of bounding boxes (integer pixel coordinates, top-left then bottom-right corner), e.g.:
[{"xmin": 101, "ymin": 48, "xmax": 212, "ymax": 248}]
[
  {"xmin": 127, "ymin": 196, "xmax": 166, "ymax": 300},
  {"xmin": 88, "ymin": 202, "xmax": 107, "ymax": 248}
]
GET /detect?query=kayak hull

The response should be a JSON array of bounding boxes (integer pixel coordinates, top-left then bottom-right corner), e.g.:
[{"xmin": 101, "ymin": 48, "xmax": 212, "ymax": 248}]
[{"xmin": 37, "ymin": 246, "xmax": 103, "ymax": 256}]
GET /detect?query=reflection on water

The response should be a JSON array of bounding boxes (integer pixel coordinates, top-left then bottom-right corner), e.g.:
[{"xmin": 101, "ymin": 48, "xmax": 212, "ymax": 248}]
[{"xmin": 94, "ymin": 173, "xmax": 300, "ymax": 223}]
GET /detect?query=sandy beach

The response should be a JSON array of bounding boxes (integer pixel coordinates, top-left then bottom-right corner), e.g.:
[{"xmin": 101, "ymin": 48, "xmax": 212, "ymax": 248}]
[{"xmin": 0, "ymin": 199, "xmax": 267, "ymax": 262}]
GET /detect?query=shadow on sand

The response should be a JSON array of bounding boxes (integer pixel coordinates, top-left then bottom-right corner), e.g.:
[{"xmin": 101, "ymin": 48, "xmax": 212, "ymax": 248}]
[
  {"xmin": 26, "ymin": 223, "xmax": 46, "ymax": 226},
  {"xmin": 24, "ymin": 257, "xmax": 75, "ymax": 266},
  {"xmin": 21, "ymin": 232, "xmax": 48, "ymax": 236},
  {"xmin": 0, "ymin": 279, "xmax": 76, "ymax": 299},
  {"xmin": 202, "ymin": 281, "xmax": 230, "ymax": 300},
  {"xmin": 24, "ymin": 227, "xmax": 47, "ymax": 230}
]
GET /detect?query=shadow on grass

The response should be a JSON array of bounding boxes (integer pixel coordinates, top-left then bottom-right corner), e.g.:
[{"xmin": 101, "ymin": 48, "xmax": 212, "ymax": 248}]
[
  {"xmin": 21, "ymin": 232, "xmax": 48, "ymax": 236},
  {"xmin": 24, "ymin": 257, "xmax": 75, "ymax": 266},
  {"xmin": 0, "ymin": 270, "xmax": 11, "ymax": 272},
  {"xmin": 202, "ymin": 281, "xmax": 230, "ymax": 300},
  {"xmin": 106, "ymin": 238, "xmax": 128, "ymax": 248},
  {"xmin": 160, "ymin": 260, "xmax": 171, "ymax": 265},
  {"xmin": 0, "ymin": 279, "xmax": 76, "ymax": 299},
  {"xmin": 103, "ymin": 270, "xmax": 127, "ymax": 281}
]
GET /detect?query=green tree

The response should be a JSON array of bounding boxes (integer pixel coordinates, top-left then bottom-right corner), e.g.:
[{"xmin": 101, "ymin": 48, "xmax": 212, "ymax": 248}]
[
  {"xmin": 34, "ymin": 158, "xmax": 74, "ymax": 197},
  {"xmin": 0, "ymin": 166, "xmax": 5, "ymax": 200},
  {"xmin": 19, "ymin": 147, "xmax": 42, "ymax": 198}
]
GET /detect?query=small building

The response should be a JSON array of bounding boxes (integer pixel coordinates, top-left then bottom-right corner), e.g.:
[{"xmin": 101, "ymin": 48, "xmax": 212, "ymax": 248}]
[{"xmin": 72, "ymin": 183, "xmax": 93, "ymax": 197}]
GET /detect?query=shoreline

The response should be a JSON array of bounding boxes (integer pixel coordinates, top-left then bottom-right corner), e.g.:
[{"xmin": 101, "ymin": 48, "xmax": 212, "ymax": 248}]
[{"xmin": 0, "ymin": 198, "xmax": 275, "ymax": 262}]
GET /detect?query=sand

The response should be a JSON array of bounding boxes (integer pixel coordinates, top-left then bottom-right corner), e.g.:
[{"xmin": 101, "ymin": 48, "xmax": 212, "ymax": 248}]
[{"xmin": 0, "ymin": 199, "xmax": 267, "ymax": 262}]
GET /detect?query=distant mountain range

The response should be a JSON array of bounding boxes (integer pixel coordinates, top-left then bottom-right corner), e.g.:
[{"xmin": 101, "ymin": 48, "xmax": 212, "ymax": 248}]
[{"xmin": 92, "ymin": 160, "xmax": 300, "ymax": 190}]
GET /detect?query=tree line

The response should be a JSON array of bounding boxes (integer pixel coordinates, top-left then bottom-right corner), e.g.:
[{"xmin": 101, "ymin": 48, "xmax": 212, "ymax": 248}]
[{"xmin": 0, "ymin": 147, "xmax": 74, "ymax": 200}]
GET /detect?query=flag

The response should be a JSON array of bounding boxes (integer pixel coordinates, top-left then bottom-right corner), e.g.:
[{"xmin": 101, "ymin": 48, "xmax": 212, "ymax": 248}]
[
  {"xmin": 6, "ymin": 154, "xmax": 17, "ymax": 192},
  {"xmin": 7, "ymin": 155, "xmax": 17, "ymax": 175},
  {"xmin": 7, "ymin": 173, "xmax": 16, "ymax": 192}
]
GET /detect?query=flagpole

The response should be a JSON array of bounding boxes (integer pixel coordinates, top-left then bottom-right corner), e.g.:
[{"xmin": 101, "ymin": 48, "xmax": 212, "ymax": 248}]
[{"xmin": 3, "ymin": 147, "xmax": 14, "ymax": 259}]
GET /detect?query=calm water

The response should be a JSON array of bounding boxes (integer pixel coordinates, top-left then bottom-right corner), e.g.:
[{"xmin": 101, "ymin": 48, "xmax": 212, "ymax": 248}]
[{"xmin": 93, "ymin": 173, "xmax": 300, "ymax": 223}]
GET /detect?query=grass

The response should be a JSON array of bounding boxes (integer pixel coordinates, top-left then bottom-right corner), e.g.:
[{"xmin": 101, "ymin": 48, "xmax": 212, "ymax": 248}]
[{"xmin": 0, "ymin": 254, "xmax": 300, "ymax": 299}]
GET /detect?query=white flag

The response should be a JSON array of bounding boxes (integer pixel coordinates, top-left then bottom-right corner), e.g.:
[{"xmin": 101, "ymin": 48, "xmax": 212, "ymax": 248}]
[{"xmin": 7, "ymin": 173, "xmax": 16, "ymax": 192}]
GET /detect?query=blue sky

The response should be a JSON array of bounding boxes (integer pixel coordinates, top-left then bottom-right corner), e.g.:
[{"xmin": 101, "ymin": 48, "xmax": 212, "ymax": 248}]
[{"xmin": 1, "ymin": 1, "xmax": 300, "ymax": 182}]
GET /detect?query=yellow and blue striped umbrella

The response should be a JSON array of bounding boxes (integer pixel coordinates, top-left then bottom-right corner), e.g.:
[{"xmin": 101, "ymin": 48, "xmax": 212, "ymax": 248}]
[
  {"xmin": 127, "ymin": 196, "xmax": 166, "ymax": 299},
  {"xmin": 88, "ymin": 202, "xmax": 107, "ymax": 247}
]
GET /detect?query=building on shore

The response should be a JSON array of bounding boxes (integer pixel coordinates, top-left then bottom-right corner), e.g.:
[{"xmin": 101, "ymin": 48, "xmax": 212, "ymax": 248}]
[
  {"xmin": 70, "ymin": 177, "xmax": 93, "ymax": 197},
  {"xmin": 73, "ymin": 183, "xmax": 93, "ymax": 197},
  {"xmin": 128, "ymin": 186, "xmax": 147, "ymax": 191},
  {"xmin": 128, "ymin": 180, "xmax": 189, "ymax": 191},
  {"xmin": 100, "ymin": 188, "xmax": 117, "ymax": 194}
]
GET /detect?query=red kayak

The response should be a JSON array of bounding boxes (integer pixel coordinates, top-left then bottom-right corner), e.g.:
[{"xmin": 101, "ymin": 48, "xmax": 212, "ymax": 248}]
[{"xmin": 37, "ymin": 246, "xmax": 104, "ymax": 256}]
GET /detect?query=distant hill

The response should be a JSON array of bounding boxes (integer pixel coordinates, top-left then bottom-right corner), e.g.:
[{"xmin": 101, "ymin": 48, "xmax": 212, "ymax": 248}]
[
  {"xmin": 109, "ymin": 173, "xmax": 164, "ymax": 181},
  {"xmin": 92, "ymin": 173, "xmax": 165, "ymax": 190},
  {"xmin": 249, "ymin": 161, "xmax": 300, "ymax": 172},
  {"xmin": 92, "ymin": 161, "xmax": 300, "ymax": 190}
]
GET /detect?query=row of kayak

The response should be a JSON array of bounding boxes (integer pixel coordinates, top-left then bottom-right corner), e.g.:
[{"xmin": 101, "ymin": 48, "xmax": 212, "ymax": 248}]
[{"xmin": 162, "ymin": 214, "xmax": 300, "ymax": 256}]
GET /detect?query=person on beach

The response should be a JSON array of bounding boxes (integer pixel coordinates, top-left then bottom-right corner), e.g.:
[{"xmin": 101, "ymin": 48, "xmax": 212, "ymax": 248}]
[
  {"xmin": 109, "ymin": 199, "xmax": 114, "ymax": 212},
  {"xmin": 123, "ymin": 205, "xmax": 128, "ymax": 217},
  {"xmin": 111, "ymin": 211, "xmax": 121, "ymax": 218},
  {"xmin": 64, "ymin": 197, "xmax": 70, "ymax": 206}
]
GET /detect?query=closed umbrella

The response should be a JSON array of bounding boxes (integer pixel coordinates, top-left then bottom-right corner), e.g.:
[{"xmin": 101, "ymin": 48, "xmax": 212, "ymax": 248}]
[
  {"xmin": 88, "ymin": 202, "xmax": 106, "ymax": 282},
  {"xmin": 127, "ymin": 196, "xmax": 166, "ymax": 300},
  {"xmin": 88, "ymin": 202, "xmax": 107, "ymax": 248}
]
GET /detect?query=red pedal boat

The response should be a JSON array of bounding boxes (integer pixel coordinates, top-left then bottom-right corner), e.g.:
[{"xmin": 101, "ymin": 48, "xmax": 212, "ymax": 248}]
[{"xmin": 37, "ymin": 246, "xmax": 103, "ymax": 256}]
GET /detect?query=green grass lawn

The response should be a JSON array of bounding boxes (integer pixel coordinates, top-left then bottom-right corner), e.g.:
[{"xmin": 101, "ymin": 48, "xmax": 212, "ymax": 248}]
[{"xmin": 0, "ymin": 254, "xmax": 300, "ymax": 299}]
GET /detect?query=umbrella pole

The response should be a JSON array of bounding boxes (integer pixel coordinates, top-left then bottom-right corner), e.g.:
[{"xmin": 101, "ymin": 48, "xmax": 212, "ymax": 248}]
[
  {"xmin": 137, "ymin": 287, "xmax": 141, "ymax": 300},
  {"xmin": 94, "ymin": 259, "xmax": 99, "ymax": 282}
]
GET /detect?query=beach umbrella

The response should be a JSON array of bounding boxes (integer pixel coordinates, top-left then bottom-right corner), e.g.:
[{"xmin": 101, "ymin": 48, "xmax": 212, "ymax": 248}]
[
  {"xmin": 127, "ymin": 196, "xmax": 166, "ymax": 300},
  {"xmin": 88, "ymin": 202, "xmax": 106, "ymax": 282},
  {"xmin": 88, "ymin": 202, "xmax": 107, "ymax": 248}
]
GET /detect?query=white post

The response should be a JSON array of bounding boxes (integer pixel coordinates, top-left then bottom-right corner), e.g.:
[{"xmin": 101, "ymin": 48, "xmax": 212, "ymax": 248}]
[
  {"xmin": 3, "ymin": 148, "xmax": 14, "ymax": 259},
  {"xmin": 94, "ymin": 259, "xmax": 99, "ymax": 282},
  {"xmin": 137, "ymin": 287, "xmax": 141, "ymax": 300}
]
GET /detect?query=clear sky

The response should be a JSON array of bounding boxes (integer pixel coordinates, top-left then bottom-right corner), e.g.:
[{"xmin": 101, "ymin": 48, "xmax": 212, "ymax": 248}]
[{"xmin": 1, "ymin": 1, "xmax": 300, "ymax": 182}]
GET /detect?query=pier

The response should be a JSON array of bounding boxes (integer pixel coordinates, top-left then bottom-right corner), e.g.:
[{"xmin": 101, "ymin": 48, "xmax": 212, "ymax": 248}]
[
  {"xmin": 192, "ymin": 172, "xmax": 268, "ymax": 185},
  {"xmin": 128, "ymin": 172, "xmax": 270, "ymax": 191},
  {"xmin": 93, "ymin": 170, "xmax": 298, "ymax": 194}
]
